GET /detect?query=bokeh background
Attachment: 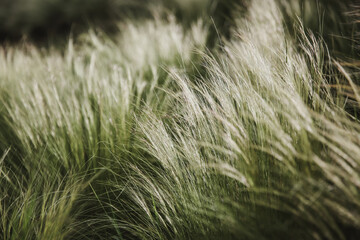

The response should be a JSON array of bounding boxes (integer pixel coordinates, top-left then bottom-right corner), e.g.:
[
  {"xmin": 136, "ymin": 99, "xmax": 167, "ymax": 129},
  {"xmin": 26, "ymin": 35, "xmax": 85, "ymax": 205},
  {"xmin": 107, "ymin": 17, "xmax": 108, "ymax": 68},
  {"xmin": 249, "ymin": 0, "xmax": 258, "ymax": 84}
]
[{"xmin": 0, "ymin": 0, "xmax": 357, "ymax": 58}]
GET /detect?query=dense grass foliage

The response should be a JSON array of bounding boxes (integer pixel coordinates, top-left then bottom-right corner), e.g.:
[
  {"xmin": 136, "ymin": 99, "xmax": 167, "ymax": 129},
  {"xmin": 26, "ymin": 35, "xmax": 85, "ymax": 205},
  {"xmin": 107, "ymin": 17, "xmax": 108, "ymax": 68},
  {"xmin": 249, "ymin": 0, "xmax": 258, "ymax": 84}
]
[{"xmin": 1, "ymin": 0, "xmax": 360, "ymax": 239}]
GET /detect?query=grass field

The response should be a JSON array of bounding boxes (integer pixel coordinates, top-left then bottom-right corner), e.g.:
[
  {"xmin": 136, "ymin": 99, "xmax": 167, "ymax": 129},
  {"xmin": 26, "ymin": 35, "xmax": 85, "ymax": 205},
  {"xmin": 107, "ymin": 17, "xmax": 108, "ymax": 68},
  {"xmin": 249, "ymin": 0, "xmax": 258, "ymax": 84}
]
[{"xmin": 1, "ymin": 0, "xmax": 360, "ymax": 239}]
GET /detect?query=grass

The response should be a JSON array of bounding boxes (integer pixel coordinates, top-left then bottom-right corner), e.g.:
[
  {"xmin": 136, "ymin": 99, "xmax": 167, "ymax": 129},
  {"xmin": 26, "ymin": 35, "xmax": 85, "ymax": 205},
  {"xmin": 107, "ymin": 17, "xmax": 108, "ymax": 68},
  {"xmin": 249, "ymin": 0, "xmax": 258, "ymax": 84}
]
[{"xmin": 0, "ymin": 0, "xmax": 360, "ymax": 239}]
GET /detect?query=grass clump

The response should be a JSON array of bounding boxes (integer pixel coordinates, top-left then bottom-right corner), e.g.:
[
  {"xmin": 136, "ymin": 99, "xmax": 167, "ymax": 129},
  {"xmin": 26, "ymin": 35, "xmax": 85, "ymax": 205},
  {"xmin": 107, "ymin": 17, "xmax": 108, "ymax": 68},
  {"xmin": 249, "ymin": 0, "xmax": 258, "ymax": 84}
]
[{"xmin": 1, "ymin": 0, "xmax": 360, "ymax": 239}]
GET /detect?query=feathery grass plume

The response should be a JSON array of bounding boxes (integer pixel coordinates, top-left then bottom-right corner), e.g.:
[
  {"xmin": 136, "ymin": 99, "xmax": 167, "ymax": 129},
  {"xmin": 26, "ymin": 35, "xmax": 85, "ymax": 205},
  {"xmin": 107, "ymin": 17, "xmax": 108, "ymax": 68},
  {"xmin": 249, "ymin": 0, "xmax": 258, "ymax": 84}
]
[
  {"xmin": 0, "ymin": 13, "xmax": 208, "ymax": 239},
  {"xmin": 115, "ymin": 0, "xmax": 360, "ymax": 239},
  {"xmin": 0, "ymin": 11, "xmax": 207, "ymax": 170},
  {"xmin": 0, "ymin": 0, "xmax": 360, "ymax": 239}
]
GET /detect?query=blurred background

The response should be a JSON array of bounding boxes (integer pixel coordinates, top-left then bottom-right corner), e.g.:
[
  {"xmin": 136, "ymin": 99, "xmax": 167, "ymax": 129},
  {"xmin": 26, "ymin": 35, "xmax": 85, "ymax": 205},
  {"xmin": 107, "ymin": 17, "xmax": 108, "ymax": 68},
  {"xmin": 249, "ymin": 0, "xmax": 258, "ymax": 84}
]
[
  {"xmin": 0, "ymin": 0, "xmax": 215, "ymax": 40},
  {"xmin": 0, "ymin": 0, "xmax": 358, "ymax": 60}
]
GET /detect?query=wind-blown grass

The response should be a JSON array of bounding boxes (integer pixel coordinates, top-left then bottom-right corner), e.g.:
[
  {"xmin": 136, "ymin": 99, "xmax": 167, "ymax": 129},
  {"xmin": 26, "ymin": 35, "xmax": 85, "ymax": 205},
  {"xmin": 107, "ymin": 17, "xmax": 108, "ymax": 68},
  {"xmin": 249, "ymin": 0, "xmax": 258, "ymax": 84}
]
[{"xmin": 1, "ymin": 0, "xmax": 360, "ymax": 239}]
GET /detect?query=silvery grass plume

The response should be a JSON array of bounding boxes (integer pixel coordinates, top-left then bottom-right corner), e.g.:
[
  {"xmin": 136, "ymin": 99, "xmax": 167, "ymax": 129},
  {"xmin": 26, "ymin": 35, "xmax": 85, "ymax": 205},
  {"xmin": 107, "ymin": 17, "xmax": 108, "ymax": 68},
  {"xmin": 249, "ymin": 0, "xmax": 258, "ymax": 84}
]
[
  {"xmin": 0, "ymin": 13, "xmax": 207, "ymax": 239},
  {"xmin": 123, "ymin": 1, "xmax": 360, "ymax": 239},
  {"xmin": 0, "ymin": 0, "xmax": 359, "ymax": 240}
]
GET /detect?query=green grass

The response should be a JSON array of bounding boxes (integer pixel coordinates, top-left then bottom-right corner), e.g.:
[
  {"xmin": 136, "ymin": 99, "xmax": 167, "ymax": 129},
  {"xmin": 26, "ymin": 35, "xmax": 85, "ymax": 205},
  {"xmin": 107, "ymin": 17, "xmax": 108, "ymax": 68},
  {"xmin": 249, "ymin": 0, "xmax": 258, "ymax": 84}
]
[{"xmin": 1, "ymin": 0, "xmax": 360, "ymax": 239}]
